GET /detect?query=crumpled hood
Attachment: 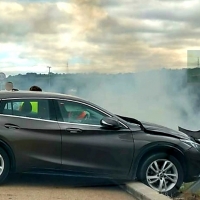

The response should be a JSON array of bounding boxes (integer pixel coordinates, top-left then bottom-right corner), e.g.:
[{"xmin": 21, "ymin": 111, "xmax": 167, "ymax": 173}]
[
  {"xmin": 116, "ymin": 115, "xmax": 190, "ymax": 139},
  {"xmin": 141, "ymin": 121, "xmax": 190, "ymax": 139}
]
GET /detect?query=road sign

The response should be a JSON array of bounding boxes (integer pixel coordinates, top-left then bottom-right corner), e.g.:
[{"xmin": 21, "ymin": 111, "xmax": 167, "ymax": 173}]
[{"xmin": 0, "ymin": 72, "xmax": 6, "ymax": 81}]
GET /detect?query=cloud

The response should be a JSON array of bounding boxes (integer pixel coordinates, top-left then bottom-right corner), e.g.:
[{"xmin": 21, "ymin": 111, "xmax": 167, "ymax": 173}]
[
  {"xmin": 0, "ymin": 2, "xmax": 72, "ymax": 37},
  {"xmin": 0, "ymin": 0, "xmax": 200, "ymax": 75}
]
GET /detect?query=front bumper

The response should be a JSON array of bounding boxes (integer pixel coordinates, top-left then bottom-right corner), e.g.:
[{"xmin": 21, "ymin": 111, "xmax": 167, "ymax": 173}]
[{"xmin": 185, "ymin": 147, "xmax": 200, "ymax": 182}]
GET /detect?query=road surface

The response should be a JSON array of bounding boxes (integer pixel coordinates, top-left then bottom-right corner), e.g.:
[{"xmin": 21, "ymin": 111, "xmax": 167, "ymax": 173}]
[{"xmin": 0, "ymin": 174, "xmax": 136, "ymax": 200}]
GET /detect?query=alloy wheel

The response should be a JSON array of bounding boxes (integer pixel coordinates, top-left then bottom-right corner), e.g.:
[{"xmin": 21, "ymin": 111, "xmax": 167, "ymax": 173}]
[
  {"xmin": 0, "ymin": 154, "xmax": 4, "ymax": 176},
  {"xmin": 146, "ymin": 159, "xmax": 178, "ymax": 192}
]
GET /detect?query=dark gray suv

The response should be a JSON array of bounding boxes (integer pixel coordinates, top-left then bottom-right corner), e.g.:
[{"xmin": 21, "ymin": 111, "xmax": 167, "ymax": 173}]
[{"xmin": 0, "ymin": 91, "xmax": 200, "ymax": 196}]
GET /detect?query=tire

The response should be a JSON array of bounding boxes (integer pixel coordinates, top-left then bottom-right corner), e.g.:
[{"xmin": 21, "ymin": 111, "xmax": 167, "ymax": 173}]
[
  {"xmin": 138, "ymin": 153, "xmax": 183, "ymax": 197},
  {"xmin": 0, "ymin": 147, "xmax": 10, "ymax": 184}
]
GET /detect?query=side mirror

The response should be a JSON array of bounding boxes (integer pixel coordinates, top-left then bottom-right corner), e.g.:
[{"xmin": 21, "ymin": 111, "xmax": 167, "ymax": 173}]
[{"xmin": 100, "ymin": 117, "xmax": 121, "ymax": 130}]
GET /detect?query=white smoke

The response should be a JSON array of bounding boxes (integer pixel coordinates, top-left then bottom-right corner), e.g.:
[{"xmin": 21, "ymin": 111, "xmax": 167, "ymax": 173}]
[
  {"xmin": 6, "ymin": 68, "xmax": 200, "ymax": 131},
  {"xmin": 75, "ymin": 69, "xmax": 199, "ymax": 130}
]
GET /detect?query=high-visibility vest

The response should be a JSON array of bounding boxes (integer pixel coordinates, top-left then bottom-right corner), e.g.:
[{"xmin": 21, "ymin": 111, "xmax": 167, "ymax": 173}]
[
  {"xmin": 19, "ymin": 102, "xmax": 38, "ymax": 113},
  {"xmin": 31, "ymin": 102, "xmax": 38, "ymax": 113}
]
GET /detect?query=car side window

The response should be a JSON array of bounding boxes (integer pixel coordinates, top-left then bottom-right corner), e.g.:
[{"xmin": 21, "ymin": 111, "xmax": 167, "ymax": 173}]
[
  {"xmin": 0, "ymin": 99, "xmax": 50, "ymax": 120},
  {"xmin": 57, "ymin": 100, "xmax": 108, "ymax": 125}
]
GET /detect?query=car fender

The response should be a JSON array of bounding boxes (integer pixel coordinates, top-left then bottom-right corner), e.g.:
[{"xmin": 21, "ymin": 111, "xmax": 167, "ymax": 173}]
[{"xmin": 130, "ymin": 142, "xmax": 186, "ymax": 179}]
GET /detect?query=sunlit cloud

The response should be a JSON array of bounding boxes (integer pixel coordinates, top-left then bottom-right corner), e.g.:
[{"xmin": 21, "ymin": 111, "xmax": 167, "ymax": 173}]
[{"xmin": 0, "ymin": 0, "xmax": 199, "ymax": 75}]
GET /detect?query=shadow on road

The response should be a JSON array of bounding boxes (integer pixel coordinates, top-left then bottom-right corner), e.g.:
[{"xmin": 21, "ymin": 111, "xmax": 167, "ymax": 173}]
[{"xmin": 3, "ymin": 173, "xmax": 119, "ymax": 189}]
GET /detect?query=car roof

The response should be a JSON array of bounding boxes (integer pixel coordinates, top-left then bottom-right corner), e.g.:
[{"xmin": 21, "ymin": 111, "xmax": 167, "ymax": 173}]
[
  {"xmin": 0, "ymin": 90, "xmax": 115, "ymax": 116},
  {"xmin": 0, "ymin": 90, "xmax": 84, "ymax": 101},
  {"xmin": 0, "ymin": 90, "xmax": 122, "ymax": 125}
]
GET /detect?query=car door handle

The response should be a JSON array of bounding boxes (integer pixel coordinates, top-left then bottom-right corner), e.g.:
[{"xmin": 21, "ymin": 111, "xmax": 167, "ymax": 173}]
[
  {"xmin": 65, "ymin": 128, "xmax": 82, "ymax": 133},
  {"xmin": 4, "ymin": 124, "xmax": 20, "ymax": 129}
]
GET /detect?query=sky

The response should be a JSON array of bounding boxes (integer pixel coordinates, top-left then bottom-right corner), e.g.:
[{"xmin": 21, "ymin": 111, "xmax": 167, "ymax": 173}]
[
  {"xmin": 187, "ymin": 50, "xmax": 200, "ymax": 67},
  {"xmin": 0, "ymin": 0, "xmax": 200, "ymax": 75}
]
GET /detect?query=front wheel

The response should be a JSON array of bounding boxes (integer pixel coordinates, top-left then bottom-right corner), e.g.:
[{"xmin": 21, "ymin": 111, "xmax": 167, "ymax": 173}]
[
  {"xmin": 0, "ymin": 147, "xmax": 10, "ymax": 184},
  {"xmin": 138, "ymin": 153, "xmax": 183, "ymax": 197}
]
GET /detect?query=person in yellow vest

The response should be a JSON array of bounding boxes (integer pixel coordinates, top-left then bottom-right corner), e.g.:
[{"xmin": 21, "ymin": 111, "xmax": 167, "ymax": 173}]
[
  {"xmin": 19, "ymin": 86, "xmax": 42, "ymax": 112},
  {"xmin": 29, "ymin": 86, "xmax": 42, "ymax": 112},
  {"xmin": 19, "ymin": 101, "xmax": 38, "ymax": 113}
]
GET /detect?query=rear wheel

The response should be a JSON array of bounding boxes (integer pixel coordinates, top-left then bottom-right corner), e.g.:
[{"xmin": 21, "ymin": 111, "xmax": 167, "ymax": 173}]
[
  {"xmin": 138, "ymin": 153, "xmax": 183, "ymax": 197},
  {"xmin": 0, "ymin": 147, "xmax": 10, "ymax": 184}
]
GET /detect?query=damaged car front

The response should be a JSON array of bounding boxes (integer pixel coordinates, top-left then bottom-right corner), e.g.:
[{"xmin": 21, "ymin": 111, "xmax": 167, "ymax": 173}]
[{"xmin": 117, "ymin": 115, "xmax": 200, "ymax": 196}]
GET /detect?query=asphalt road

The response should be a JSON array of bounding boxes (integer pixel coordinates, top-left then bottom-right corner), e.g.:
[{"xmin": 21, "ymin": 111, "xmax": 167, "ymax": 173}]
[{"xmin": 0, "ymin": 174, "xmax": 136, "ymax": 200}]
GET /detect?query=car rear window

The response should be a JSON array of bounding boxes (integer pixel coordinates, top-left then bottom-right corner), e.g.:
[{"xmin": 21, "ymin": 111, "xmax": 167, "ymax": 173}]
[{"xmin": 0, "ymin": 99, "xmax": 50, "ymax": 120}]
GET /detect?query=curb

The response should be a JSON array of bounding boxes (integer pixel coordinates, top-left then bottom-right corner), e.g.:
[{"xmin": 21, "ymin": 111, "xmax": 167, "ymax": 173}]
[{"xmin": 121, "ymin": 182, "xmax": 171, "ymax": 200}]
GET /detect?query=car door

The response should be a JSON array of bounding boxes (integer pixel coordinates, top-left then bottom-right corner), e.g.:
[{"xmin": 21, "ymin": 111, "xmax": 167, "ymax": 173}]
[
  {"xmin": 54, "ymin": 99, "xmax": 134, "ymax": 177},
  {"xmin": 0, "ymin": 98, "xmax": 61, "ymax": 172}
]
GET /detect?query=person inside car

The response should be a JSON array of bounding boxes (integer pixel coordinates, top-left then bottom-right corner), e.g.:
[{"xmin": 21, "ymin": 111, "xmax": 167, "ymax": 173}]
[
  {"xmin": 19, "ymin": 86, "xmax": 42, "ymax": 112},
  {"xmin": 28, "ymin": 86, "xmax": 42, "ymax": 112}
]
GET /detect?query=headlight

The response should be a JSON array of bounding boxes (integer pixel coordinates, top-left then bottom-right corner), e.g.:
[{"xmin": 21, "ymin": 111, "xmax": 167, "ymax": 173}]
[{"xmin": 180, "ymin": 139, "xmax": 200, "ymax": 149}]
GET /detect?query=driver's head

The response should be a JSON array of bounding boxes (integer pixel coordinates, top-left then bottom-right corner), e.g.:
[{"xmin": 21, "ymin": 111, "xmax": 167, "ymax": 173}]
[
  {"xmin": 29, "ymin": 86, "xmax": 42, "ymax": 91},
  {"xmin": 5, "ymin": 82, "xmax": 13, "ymax": 91}
]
